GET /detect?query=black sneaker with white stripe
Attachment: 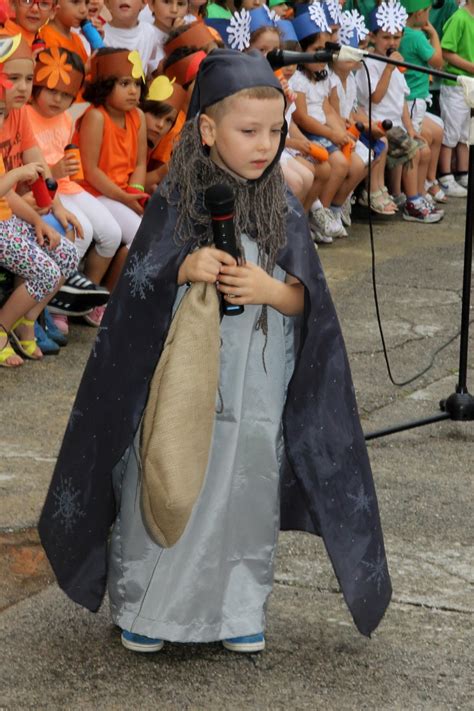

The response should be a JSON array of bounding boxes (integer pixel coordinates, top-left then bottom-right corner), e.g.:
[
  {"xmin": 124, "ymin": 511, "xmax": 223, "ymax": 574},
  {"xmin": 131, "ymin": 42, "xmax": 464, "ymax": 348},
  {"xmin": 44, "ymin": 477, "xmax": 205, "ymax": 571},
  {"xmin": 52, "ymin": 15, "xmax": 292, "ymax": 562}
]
[{"xmin": 49, "ymin": 272, "xmax": 110, "ymax": 316}]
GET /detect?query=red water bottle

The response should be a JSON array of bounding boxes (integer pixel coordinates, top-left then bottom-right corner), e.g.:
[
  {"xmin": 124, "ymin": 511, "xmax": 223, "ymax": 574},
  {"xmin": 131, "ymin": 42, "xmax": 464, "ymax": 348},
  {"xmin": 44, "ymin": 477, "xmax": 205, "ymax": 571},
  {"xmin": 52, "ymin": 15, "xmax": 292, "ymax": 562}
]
[
  {"xmin": 376, "ymin": 119, "xmax": 393, "ymax": 133},
  {"xmin": 31, "ymin": 176, "xmax": 53, "ymax": 208}
]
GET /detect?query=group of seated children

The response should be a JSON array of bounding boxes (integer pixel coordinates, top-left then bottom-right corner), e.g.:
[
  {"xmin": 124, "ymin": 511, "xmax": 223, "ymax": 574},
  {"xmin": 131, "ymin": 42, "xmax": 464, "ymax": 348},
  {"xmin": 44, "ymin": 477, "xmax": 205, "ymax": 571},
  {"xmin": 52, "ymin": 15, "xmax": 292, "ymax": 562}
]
[{"xmin": 0, "ymin": 0, "xmax": 472, "ymax": 367}]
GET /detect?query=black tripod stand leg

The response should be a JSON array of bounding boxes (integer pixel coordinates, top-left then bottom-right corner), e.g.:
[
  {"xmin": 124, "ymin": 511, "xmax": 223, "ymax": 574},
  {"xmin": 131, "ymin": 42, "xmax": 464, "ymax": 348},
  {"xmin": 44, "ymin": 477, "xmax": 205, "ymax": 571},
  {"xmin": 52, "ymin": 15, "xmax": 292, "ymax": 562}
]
[{"xmin": 364, "ymin": 412, "xmax": 451, "ymax": 441}]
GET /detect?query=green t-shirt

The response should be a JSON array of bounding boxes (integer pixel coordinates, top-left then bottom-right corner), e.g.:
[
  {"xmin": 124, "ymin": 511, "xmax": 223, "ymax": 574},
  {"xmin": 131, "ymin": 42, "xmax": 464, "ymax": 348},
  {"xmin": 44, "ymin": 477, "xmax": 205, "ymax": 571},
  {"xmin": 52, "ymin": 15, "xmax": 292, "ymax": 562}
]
[
  {"xmin": 441, "ymin": 7, "xmax": 474, "ymax": 85},
  {"xmin": 206, "ymin": 3, "xmax": 232, "ymax": 19},
  {"xmin": 429, "ymin": 0, "xmax": 457, "ymax": 90},
  {"xmin": 400, "ymin": 26, "xmax": 434, "ymax": 100}
]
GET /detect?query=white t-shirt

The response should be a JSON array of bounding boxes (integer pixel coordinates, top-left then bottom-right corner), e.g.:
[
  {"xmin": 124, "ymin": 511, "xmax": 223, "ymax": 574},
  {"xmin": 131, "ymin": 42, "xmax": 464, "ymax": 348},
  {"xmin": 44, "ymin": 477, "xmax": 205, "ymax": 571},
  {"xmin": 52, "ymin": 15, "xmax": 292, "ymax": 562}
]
[
  {"xmin": 147, "ymin": 25, "xmax": 168, "ymax": 72},
  {"xmin": 356, "ymin": 57, "xmax": 409, "ymax": 128},
  {"xmin": 333, "ymin": 72, "xmax": 357, "ymax": 120},
  {"xmin": 103, "ymin": 22, "xmax": 159, "ymax": 75},
  {"xmin": 139, "ymin": 5, "xmax": 154, "ymax": 24},
  {"xmin": 289, "ymin": 70, "xmax": 330, "ymax": 125}
]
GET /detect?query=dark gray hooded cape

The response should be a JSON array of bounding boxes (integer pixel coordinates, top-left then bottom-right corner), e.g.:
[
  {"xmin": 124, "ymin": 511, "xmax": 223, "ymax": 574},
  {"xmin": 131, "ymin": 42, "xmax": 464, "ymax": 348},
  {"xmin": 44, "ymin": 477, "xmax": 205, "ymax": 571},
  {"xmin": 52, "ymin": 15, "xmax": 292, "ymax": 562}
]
[{"xmin": 39, "ymin": 50, "xmax": 391, "ymax": 637}]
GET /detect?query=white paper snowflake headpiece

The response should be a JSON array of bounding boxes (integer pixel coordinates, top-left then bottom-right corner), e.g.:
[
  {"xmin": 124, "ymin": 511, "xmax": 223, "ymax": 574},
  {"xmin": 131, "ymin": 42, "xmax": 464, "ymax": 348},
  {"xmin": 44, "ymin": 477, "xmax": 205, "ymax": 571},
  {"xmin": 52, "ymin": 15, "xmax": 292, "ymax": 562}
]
[
  {"xmin": 339, "ymin": 9, "xmax": 369, "ymax": 46},
  {"xmin": 308, "ymin": 3, "xmax": 331, "ymax": 33},
  {"xmin": 374, "ymin": 0, "xmax": 408, "ymax": 34},
  {"xmin": 226, "ymin": 9, "xmax": 251, "ymax": 51},
  {"xmin": 322, "ymin": 0, "xmax": 342, "ymax": 26}
]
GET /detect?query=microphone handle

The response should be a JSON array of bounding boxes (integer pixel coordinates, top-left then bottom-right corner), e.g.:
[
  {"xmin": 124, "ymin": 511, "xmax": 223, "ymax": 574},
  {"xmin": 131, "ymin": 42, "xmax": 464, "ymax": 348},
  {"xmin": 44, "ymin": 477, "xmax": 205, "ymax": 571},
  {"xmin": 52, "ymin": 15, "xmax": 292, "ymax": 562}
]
[
  {"xmin": 267, "ymin": 49, "xmax": 334, "ymax": 69},
  {"xmin": 211, "ymin": 218, "xmax": 244, "ymax": 316}
]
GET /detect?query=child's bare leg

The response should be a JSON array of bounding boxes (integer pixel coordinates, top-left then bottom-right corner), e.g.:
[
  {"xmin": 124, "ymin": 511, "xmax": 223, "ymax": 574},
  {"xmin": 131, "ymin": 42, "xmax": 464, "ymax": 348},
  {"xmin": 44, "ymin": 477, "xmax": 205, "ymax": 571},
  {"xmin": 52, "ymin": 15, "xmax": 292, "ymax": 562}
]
[
  {"xmin": 456, "ymin": 142, "xmax": 469, "ymax": 174},
  {"xmin": 438, "ymin": 144, "xmax": 452, "ymax": 175},
  {"xmin": 388, "ymin": 164, "xmax": 403, "ymax": 196},
  {"xmin": 333, "ymin": 154, "xmax": 367, "ymax": 205},
  {"xmin": 103, "ymin": 245, "xmax": 129, "ymax": 292},
  {"xmin": 369, "ymin": 148, "xmax": 387, "ymax": 193},
  {"xmin": 401, "ymin": 149, "xmax": 420, "ymax": 197},
  {"xmin": 299, "ymin": 158, "xmax": 331, "ymax": 210},
  {"xmin": 417, "ymin": 143, "xmax": 431, "ymax": 195},
  {"xmin": 281, "ymin": 157, "xmax": 313, "ymax": 202},
  {"xmin": 422, "ymin": 118, "xmax": 443, "ymax": 183},
  {"xmin": 84, "ymin": 245, "xmax": 114, "ymax": 286},
  {"xmin": 320, "ymin": 151, "xmax": 349, "ymax": 207}
]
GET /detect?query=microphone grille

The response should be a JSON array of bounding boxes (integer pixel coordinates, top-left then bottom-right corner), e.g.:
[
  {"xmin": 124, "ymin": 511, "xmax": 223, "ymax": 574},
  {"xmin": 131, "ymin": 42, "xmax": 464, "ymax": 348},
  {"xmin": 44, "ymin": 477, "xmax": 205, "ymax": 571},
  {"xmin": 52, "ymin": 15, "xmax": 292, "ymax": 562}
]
[{"xmin": 204, "ymin": 184, "xmax": 235, "ymax": 216}]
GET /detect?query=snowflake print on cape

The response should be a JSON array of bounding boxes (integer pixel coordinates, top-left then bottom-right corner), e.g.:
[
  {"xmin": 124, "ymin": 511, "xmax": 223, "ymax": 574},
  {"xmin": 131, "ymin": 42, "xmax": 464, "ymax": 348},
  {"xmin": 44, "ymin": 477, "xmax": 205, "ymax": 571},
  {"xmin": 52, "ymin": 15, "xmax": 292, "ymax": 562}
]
[
  {"xmin": 361, "ymin": 545, "xmax": 388, "ymax": 594},
  {"xmin": 52, "ymin": 477, "xmax": 86, "ymax": 533},
  {"xmin": 375, "ymin": 0, "xmax": 407, "ymax": 34},
  {"xmin": 68, "ymin": 407, "xmax": 83, "ymax": 431},
  {"xmin": 324, "ymin": 0, "xmax": 341, "ymax": 25},
  {"xmin": 92, "ymin": 325, "xmax": 108, "ymax": 358},
  {"xmin": 347, "ymin": 484, "xmax": 373, "ymax": 515},
  {"xmin": 287, "ymin": 201, "xmax": 303, "ymax": 219},
  {"xmin": 124, "ymin": 251, "xmax": 156, "ymax": 300},
  {"xmin": 308, "ymin": 3, "xmax": 330, "ymax": 33},
  {"xmin": 227, "ymin": 9, "xmax": 251, "ymax": 51},
  {"xmin": 339, "ymin": 9, "xmax": 369, "ymax": 46}
]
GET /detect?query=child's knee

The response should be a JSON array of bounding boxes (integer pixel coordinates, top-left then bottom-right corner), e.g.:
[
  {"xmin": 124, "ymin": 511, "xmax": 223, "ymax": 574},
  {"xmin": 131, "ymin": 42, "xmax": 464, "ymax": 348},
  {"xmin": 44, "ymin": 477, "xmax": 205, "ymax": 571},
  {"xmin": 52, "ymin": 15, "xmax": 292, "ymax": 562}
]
[
  {"xmin": 316, "ymin": 160, "xmax": 331, "ymax": 181},
  {"xmin": 95, "ymin": 223, "xmax": 122, "ymax": 259},
  {"xmin": 329, "ymin": 151, "xmax": 349, "ymax": 177}
]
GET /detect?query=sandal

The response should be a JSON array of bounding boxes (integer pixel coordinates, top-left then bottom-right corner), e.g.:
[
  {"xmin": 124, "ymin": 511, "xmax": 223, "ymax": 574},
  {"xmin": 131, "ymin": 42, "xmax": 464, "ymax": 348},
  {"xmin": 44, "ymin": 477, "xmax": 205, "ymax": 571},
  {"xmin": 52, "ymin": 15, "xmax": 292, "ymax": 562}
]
[
  {"xmin": 10, "ymin": 317, "xmax": 43, "ymax": 360},
  {"xmin": 380, "ymin": 186, "xmax": 398, "ymax": 212},
  {"xmin": 427, "ymin": 180, "xmax": 447, "ymax": 203},
  {"xmin": 0, "ymin": 327, "xmax": 24, "ymax": 368},
  {"xmin": 368, "ymin": 189, "xmax": 397, "ymax": 215}
]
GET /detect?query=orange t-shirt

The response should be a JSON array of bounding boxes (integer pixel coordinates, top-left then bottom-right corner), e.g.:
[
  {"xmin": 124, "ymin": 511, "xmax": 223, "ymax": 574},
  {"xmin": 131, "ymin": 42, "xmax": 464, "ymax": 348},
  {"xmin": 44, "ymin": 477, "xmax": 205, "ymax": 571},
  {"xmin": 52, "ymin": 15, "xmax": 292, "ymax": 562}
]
[
  {"xmin": 80, "ymin": 106, "xmax": 141, "ymax": 196},
  {"xmin": 0, "ymin": 106, "xmax": 38, "ymax": 172},
  {"xmin": 149, "ymin": 110, "xmax": 186, "ymax": 166},
  {"xmin": 0, "ymin": 154, "xmax": 13, "ymax": 222},
  {"xmin": 25, "ymin": 105, "xmax": 82, "ymax": 195},
  {"xmin": 39, "ymin": 23, "xmax": 88, "ymax": 64},
  {"xmin": 0, "ymin": 19, "xmax": 35, "ymax": 46}
]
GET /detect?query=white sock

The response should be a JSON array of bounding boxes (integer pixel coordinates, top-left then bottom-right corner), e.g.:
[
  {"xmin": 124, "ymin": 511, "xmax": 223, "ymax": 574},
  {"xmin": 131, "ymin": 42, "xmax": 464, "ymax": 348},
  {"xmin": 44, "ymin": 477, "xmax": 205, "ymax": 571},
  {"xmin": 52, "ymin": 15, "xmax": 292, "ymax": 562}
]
[{"xmin": 311, "ymin": 199, "xmax": 322, "ymax": 211}]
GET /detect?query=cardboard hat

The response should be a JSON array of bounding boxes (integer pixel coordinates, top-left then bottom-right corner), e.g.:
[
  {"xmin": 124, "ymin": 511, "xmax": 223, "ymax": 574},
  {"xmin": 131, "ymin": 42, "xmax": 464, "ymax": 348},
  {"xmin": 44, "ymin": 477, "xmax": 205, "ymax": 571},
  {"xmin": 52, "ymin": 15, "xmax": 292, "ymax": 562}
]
[
  {"xmin": 322, "ymin": 0, "xmax": 342, "ymax": 26},
  {"xmin": 0, "ymin": 33, "xmax": 33, "ymax": 64},
  {"xmin": 368, "ymin": 0, "xmax": 408, "ymax": 32},
  {"xmin": 339, "ymin": 9, "xmax": 369, "ymax": 47},
  {"xmin": 277, "ymin": 19, "xmax": 298, "ymax": 42},
  {"xmin": 292, "ymin": 6, "xmax": 330, "ymax": 41},
  {"xmin": 146, "ymin": 75, "xmax": 187, "ymax": 112},
  {"xmin": 164, "ymin": 21, "xmax": 216, "ymax": 57},
  {"xmin": 400, "ymin": 0, "xmax": 431, "ymax": 13},
  {"xmin": 205, "ymin": 10, "xmax": 251, "ymax": 51},
  {"xmin": 90, "ymin": 49, "xmax": 145, "ymax": 83},
  {"xmin": 164, "ymin": 49, "xmax": 206, "ymax": 87},
  {"xmin": 249, "ymin": 6, "xmax": 279, "ymax": 34},
  {"xmin": 34, "ymin": 47, "xmax": 84, "ymax": 97}
]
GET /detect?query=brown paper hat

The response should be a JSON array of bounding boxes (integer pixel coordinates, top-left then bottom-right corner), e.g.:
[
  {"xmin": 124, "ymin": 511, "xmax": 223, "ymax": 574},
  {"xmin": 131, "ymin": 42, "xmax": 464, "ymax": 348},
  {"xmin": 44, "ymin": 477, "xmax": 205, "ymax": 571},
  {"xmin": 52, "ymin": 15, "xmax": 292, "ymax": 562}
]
[
  {"xmin": 34, "ymin": 47, "xmax": 84, "ymax": 97},
  {"xmin": 146, "ymin": 75, "xmax": 187, "ymax": 112},
  {"xmin": 164, "ymin": 22, "xmax": 216, "ymax": 57},
  {"xmin": 164, "ymin": 50, "xmax": 206, "ymax": 87},
  {"xmin": 0, "ymin": 34, "xmax": 33, "ymax": 64},
  {"xmin": 90, "ymin": 49, "xmax": 145, "ymax": 83}
]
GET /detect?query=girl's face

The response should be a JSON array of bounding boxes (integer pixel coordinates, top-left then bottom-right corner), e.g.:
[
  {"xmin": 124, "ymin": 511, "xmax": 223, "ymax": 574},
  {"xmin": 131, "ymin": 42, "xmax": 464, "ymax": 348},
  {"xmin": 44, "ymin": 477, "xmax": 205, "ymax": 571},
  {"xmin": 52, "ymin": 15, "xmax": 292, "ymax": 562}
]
[
  {"xmin": 149, "ymin": 0, "xmax": 188, "ymax": 31},
  {"xmin": 371, "ymin": 30, "xmax": 403, "ymax": 56},
  {"xmin": 88, "ymin": 0, "xmax": 104, "ymax": 15},
  {"xmin": 250, "ymin": 29, "xmax": 280, "ymax": 56},
  {"xmin": 106, "ymin": 76, "xmax": 141, "ymax": 112},
  {"xmin": 12, "ymin": 0, "xmax": 56, "ymax": 34},
  {"xmin": 54, "ymin": 0, "xmax": 89, "ymax": 28},
  {"xmin": 304, "ymin": 34, "xmax": 330, "ymax": 73},
  {"xmin": 3, "ymin": 58, "xmax": 34, "ymax": 110},
  {"xmin": 200, "ymin": 95, "xmax": 285, "ymax": 181},
  {"xmin": 145, "ymin": 106, "xmax": 177, "ymax": 144},
  {"xmin": 33, "ymin": 86, "xmax": 74, "ymax": 117}
]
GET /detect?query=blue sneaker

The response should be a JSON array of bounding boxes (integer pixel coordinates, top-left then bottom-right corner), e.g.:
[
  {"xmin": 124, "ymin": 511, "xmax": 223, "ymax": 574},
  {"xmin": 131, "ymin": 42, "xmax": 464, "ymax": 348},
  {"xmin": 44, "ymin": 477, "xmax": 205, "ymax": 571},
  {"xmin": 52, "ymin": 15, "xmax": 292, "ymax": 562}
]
[
  {"xmin": 121, "ymin": 630, "xmax": 164, "ymax": 653},
  {"xmin": 34, "ymin": 321, "xmax": 60, "ymax": 356},
  {"xmin": 43, "ymin": 308, "xmax": 68, "ymax": 347},
  {"xmin": 222, "ymin": 633, "xmax": 265, "ymax": 653}
]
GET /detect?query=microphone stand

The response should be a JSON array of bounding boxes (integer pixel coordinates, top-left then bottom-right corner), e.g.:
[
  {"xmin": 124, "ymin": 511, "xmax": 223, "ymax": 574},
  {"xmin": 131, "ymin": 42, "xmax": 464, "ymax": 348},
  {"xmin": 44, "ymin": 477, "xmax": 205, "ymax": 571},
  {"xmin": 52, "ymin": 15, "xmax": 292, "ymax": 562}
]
[{"xmin": 332, "ymin": 50, "xmax": 474, "ymax": 439}]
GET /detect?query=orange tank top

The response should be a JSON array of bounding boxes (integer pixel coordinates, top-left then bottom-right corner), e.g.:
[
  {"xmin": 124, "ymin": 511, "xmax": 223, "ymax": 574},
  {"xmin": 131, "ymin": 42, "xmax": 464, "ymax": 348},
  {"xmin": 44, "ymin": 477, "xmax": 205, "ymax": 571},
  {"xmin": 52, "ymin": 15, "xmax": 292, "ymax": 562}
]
[{"xmin": 81, "ymin": 106, "xmax": 140, "ymax": 197}]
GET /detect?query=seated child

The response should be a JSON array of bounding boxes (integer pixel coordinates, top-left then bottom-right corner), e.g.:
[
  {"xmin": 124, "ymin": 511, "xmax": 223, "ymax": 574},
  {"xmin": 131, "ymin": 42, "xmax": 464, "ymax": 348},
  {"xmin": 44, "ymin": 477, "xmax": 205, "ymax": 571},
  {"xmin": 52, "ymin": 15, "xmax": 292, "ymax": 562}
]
[
  {"xmin": 103, "ymin": 0, "xmax": 159, "ymax": 75},
  {"xmin": 438, "ymin": 0, "xmax": 474, "ymax": 197},
  {"xmin": 1, "ymin": 0, "xmax": 55, "ymax": 46},
  {"xmin": 357, "ymin": 0, "xmax": 442, "ymax": 223},
  {"xmin": 399, "ymin": 0, "xmax": 447, "ymax": 203},
  {"xmin": 141, "ymin": 74, "xmax": 187, "ymax": 192},
  {"xmin": 39, "ymin": 48, "xmax": 391, "ymax": 654},
  {"xmin": 79, "ymin": 48, "xmax": 147, "ymax": 291},
  {"xmin": 27, "ymin": 47, "xmax": 120, "ymax": 328}
]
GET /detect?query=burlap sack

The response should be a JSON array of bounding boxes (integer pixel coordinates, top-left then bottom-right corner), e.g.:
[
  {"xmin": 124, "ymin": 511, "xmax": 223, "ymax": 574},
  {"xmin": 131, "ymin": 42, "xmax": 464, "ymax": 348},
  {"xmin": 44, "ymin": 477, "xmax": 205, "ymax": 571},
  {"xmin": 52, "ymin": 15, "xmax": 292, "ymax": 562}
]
[{"xmin": 140, "ymin": 281, "xmax": 220, "ymax": 548}]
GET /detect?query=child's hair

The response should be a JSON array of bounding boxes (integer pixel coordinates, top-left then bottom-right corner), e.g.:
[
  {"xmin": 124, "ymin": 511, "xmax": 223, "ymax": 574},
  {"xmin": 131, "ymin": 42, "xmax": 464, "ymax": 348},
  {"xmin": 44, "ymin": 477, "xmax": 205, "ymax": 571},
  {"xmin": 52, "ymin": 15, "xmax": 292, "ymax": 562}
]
[
  {"xmin": 249, "ymin": 26, "xmax": 281, "ymax": 46},
  {"xmin": 299, "ymin": 32, "xmax": 321, "ymax": 52},
  {"xmin": 298, "ymin": 32, "xmax": 328, "ymax": 81},
  {"xmin": 140, "ymin": 98, "xmax": 176, "ymax": 117},
  {"xmin": 163, "ymin": 46, "xmax": 199, "ymax": 88},
  {"xmin": 204, "ymin": 85, "xmax": 282, "ymax": 120},
  {"xmin": 83, "ymin": 47, "xmax": 145, "ymax": 105},
  {"xmin": 32, "ymin": 49, "xmax": 85, "ymax": 101}
]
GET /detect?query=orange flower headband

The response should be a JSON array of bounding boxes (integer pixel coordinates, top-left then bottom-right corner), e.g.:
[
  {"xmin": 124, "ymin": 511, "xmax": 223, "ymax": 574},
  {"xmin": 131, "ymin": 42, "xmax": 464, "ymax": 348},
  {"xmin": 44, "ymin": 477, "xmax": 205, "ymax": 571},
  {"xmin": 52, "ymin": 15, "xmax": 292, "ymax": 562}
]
[
  {"xmin": 164, "ymin": 50, "xmax": 206, "ymax": 88},
  {"xmin": 90, "ymin": 50, "xmax": 145, "ymax": 84},
  {"xmin": 146, "ymin": 75, "xmax": 187, "ymax": 113},
  {"xmin": 34, "ymin": 47, "xmax": 84, "ymax": 97},
  {"xmin": 164, "ymin": 22, "xmax": 216, "ymax": 57}
]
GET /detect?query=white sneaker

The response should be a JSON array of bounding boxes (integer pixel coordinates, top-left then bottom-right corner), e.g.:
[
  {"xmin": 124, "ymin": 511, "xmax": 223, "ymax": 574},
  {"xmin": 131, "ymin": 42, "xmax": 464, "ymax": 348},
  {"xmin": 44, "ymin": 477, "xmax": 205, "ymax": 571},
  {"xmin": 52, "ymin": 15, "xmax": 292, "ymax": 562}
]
[
  {"xmin": 329, "ymin": 210, "xmax": 348, "ymax": 238},
  {"xmin": 309, "ymin": 208, "xmax": 334, "ymax": 243},
  {"xmin": 456, "ymin": 174, "xmax": 468, "ymax": 189},
  {"xmin": 341, "ymin": 197, "xmax": 352, "ymax": 227},
  {"xmin": 438, "ymin": 174, "xmax": 467, "ymax": 197}
]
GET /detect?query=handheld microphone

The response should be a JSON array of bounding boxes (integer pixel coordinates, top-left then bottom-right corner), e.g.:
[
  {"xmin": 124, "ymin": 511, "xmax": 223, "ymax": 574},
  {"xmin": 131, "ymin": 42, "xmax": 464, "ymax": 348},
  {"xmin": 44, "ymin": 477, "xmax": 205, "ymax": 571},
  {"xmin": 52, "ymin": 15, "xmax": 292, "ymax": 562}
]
[
  {"xmin": 204, "ymin": 184, "xmax": 244, "ymax": 316},
  {"xmin": 386, "ymin": 47, "xmax": 406, "ymax": 72},
  {"xmin": 267, "ymin": 48, "xmax": 337, "ymax": 69}
]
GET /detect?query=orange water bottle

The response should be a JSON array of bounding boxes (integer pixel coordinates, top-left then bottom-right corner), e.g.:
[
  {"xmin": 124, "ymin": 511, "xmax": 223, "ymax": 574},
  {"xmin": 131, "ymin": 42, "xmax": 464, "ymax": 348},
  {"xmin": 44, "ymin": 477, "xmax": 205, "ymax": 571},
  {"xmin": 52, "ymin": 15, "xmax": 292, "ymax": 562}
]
[{"xmin": 64, "ymin": 144, "xmax": 84, "ymax": 181}]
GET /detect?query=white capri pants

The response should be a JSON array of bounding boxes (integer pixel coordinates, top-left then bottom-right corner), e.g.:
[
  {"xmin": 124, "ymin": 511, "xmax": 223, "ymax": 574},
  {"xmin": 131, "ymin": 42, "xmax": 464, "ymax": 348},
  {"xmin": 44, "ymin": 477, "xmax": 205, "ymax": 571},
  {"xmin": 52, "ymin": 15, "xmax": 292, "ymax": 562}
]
[
  {"xmin": 440, "ymin": 85, "xmax": 470, "ymax": 147},
  {"xmin": 408, "ymin": 98, "xmax": 444, "ymax": 133},
  {"xmin": 96, "ymin": 196, "xmax": 142, "ymax": 248},
  {"xmin": 59, "ymin": 191, "xmax": 123, "ymax": 260}
]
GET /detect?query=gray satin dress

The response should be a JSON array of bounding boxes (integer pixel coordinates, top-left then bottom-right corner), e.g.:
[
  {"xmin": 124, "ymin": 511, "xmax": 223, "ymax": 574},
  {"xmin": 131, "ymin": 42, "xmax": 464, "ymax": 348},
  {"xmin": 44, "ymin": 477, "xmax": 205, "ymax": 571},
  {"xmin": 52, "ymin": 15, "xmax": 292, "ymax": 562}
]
[{"xmin": 108, "ymin": 237, "xmax": 295, "ymax": 642}]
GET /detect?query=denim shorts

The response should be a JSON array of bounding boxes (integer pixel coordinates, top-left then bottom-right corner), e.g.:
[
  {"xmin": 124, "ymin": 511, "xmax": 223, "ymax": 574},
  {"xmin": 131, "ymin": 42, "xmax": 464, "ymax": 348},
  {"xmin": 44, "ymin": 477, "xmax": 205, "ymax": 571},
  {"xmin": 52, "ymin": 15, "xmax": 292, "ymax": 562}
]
[{"xmin": 303, "ymin": 132, "xmax": 339, "ymax": 154}]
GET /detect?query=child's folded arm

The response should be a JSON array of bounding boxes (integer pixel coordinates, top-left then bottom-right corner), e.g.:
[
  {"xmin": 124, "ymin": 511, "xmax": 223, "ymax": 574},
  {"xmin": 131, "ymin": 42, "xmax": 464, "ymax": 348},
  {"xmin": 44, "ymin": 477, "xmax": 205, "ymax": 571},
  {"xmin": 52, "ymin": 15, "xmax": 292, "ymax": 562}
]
[
  {"xmin": 371, "ymin": 63, "xmax": 398, "ymax": 104},
  {"xmin": 442, "ymin": 49, "xmax": 474, "ymax": 76},
  {"xmin": 423, "ymin": 22, "xmax": 443, "ymax": 69}
]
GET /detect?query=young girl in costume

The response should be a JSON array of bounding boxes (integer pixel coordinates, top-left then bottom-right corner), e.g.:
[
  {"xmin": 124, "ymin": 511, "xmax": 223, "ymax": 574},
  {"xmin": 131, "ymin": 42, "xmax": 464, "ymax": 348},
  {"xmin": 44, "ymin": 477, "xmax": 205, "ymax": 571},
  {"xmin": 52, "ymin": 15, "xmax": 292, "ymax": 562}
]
[
  {"xmin": 78, "ymin": 47, "xmax": 147, "ymax": 291},
  {"xmin": 0, "ymin": 42, "xmax": 78, "ymax": 367},
  {"xmin": 27, "ymin": 47, "xmax": 121, "ymax": 327},
  {"xmin": 39, "ymin": 49, "xmax": 391, "ymax": 653}
]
